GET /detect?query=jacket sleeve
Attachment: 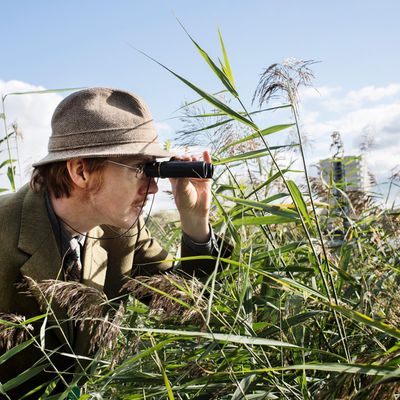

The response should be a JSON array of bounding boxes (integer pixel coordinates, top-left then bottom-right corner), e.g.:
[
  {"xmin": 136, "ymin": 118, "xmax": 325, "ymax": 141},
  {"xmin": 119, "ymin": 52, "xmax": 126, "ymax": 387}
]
[
  {"xmin": 131, "ymin": 217, "xmax": 172, "ymax": 276},
  {"xmin": 179, "ymin": 227, "xmax": 233, "ymax": 277},
  {"xmin": 131, "ymin": 217, "xmax": 233, "ymax": 278}
]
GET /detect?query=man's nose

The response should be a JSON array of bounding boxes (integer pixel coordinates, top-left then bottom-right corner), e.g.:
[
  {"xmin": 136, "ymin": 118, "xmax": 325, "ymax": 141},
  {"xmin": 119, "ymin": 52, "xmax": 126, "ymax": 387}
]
[{"xmin": 145, "ymin": 177, "xmax": 158, "ymax": 194}]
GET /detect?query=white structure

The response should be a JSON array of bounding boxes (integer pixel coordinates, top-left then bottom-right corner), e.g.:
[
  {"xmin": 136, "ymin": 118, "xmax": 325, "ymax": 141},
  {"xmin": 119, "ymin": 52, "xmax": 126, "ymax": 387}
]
[{"xmin": 319, "ymin": 155, "xmax": 371, "ymax": 192}]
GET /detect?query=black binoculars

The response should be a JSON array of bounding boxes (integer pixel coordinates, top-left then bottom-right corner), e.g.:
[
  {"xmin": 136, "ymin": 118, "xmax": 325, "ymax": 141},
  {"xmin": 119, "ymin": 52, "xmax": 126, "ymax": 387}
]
[{"xmin": 144, "ymin": 161, "xmax": 214, "ymax": 179}]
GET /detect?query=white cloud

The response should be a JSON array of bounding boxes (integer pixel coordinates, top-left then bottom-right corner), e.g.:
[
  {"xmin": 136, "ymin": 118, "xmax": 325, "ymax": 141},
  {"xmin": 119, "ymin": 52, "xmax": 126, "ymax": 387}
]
[
  {"xmin": 346, "ymin": 84, "xmax": 400, "ymax": 103},
  {"xmin": 300, "ymin": 86, "xmax": 342, "ymax": 101},
  {"xmin": 154, "ymin": 121, "xmax": 174, "ymax": 138},
  {"xmin": 312, "ymin": 83, "xmax": 400, "ymax": 113},
  {"xmin": 298, "ymin": 84, "xmax": 400, "ymax": 187}
]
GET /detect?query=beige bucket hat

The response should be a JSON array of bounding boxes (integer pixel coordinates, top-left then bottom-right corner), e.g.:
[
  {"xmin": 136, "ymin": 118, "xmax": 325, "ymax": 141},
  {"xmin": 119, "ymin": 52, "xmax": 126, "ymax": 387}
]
[{"xmin": 33, "ymin": 87, "xmax": 171, "ymax": 167}]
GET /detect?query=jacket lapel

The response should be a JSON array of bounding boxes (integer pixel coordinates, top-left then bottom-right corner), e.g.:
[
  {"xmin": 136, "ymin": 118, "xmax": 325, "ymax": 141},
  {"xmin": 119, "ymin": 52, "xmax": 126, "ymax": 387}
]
[{"xmin": 18, "ymin": 187, "xmax": 62, "ymax": 280}]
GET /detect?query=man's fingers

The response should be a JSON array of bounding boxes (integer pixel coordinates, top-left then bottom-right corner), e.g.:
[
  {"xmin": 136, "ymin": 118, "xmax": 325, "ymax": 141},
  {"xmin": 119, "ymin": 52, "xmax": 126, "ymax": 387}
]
[
  {"xmin": 203, "ymin": 150, "xmax": 211, "ymax": 164},
  {"xmin": 170, "ymin": 151, "xmax": 212, "ymax": 164},
  {"xmin": 170, "ymin": 155, "xmax": 191, "ymax": 161}
]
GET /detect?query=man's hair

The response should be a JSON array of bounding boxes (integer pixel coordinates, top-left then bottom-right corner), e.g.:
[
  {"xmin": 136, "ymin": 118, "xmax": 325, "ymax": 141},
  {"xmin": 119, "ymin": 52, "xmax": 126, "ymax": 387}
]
[{"xmin": 30, "ymin": 158, "xmax": 108, "ymax": 198}]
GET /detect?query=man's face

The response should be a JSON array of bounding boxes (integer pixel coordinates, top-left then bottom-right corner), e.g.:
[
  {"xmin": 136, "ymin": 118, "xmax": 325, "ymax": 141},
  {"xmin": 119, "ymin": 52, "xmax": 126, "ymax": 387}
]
[{"xmin": 86, "ymin": 156, "xmax": 158, "ymax": 229}]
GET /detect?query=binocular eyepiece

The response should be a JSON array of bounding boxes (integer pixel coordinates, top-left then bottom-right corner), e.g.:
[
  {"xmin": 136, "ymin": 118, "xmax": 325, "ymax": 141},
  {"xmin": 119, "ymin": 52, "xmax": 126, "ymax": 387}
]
[{"xmin": 144, "ymin": 161, "xmax": 214, "ymax": 179}]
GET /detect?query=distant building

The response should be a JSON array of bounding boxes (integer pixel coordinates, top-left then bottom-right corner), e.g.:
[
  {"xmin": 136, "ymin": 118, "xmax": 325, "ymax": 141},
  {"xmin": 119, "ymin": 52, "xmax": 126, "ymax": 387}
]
[{"xmin": 319, "ymin": 155, "xmax": 371, "ymax": 192}]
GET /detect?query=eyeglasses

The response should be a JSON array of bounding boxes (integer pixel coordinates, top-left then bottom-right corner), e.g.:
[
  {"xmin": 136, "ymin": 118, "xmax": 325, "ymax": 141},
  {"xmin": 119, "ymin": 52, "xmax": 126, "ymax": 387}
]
[{"xmin": 106, "ymin": 160, "xmax": 147, "ymax": 180}]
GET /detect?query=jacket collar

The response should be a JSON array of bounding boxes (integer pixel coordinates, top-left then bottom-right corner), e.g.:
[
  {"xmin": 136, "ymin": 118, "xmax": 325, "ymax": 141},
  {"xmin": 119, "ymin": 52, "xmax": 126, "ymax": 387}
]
[{"xmin": 19, "ymin": 186, "xmax": 62, "ymax": 280}]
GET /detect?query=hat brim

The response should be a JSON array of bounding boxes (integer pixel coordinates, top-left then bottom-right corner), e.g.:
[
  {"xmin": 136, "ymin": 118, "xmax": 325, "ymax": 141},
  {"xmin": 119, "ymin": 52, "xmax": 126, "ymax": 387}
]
[{"xmin": 32, "ymin": 142, "xmax": 172, "ymax": 167}]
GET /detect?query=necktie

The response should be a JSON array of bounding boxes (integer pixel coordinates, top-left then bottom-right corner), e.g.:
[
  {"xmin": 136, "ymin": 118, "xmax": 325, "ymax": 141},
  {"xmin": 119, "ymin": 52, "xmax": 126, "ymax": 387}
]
[{"xmin": 64, "ymin": 237, "xmax": 83, "ymax": 282}]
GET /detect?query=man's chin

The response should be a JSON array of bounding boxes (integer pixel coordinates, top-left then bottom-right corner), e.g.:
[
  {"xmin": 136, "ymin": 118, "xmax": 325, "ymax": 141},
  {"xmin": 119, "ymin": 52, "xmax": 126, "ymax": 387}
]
[{"xmin": 120, "ymin": 210, "xmax": 142, "ymax": 229}]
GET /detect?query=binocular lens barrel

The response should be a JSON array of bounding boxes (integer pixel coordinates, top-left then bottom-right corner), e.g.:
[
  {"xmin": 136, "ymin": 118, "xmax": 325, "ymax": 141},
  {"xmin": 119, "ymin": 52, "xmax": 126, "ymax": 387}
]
[{"xmin": 144, "ymin": 161, "xmax": 214, "ymax": 179}]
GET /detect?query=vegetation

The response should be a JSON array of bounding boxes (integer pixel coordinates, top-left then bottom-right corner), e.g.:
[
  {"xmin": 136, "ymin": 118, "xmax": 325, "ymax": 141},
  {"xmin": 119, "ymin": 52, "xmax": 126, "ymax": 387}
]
[{"xmin": 1, "ymin": 30, "xmax": 400, "ymax": 399}]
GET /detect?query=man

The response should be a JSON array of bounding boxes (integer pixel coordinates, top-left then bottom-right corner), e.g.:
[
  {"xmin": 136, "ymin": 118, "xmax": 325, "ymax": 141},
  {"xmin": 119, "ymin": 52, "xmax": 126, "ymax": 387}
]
[{"xmin": 0, "ymin": 87, "xmax": 221, "ymax": 397}]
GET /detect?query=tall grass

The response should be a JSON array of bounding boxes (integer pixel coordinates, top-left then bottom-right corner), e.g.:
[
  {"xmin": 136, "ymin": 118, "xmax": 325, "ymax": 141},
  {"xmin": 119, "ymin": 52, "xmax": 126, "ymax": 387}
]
[
  {"xmin": 1, "ymin": 31, "xmax": 400, "ymax": 399},
  {"xmin": 0, "ymin": 87, "xmax": 81, "ymax": 193},
  {"xmin": 0, "ymin": 94, "xmax": 18, "ymax": 192}
]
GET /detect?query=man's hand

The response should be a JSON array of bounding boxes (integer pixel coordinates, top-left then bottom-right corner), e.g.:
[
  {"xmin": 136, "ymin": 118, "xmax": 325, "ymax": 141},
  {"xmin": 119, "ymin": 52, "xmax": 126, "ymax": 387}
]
[{"xmin": 169, "ymin": 150, "xmax": 212, "ymax": 243}]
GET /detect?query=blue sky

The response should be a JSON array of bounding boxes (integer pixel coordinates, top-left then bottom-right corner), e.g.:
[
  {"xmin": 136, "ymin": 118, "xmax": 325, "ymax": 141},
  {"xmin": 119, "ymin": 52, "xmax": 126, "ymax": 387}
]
[
  {"xmin": 3, "ymin": 1, "xmax": 399, "ymax": 101},
  {"xmin": 1, "ymin": 0, "xmax": 400, "ymax": 207}
]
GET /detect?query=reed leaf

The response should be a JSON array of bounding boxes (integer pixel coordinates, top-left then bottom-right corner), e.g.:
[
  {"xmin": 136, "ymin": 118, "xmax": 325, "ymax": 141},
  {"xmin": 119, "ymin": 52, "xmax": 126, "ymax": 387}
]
[
  {"xmin": 0, "ymin": 159, "xmax": 16, "ymax": 169},
  {"xmin": 214, "ymin": 144, "xmax": 298, "ymax": 165},
  {"xmin": 119, "ymin": 327, "xmax": 301, "ymax": 349},
  {"xmin": 222, "ymin": 195, "xmax": 299, "ymax": 219},
  {"xmin": 0, "ymin": 339, "xmax": 35, "ymax": 366},
  {"xmin": 238, "ymin": 362, "xmax": 398, "ymax": 377},
  {"xmin": 232, "ymin": 215, "xmax": 298, "ymax": 226},
  {"xmin": 218, "ymin": 28, "xmax": 236, "ymax": 91},
  {"xmin": 178, "ymin": 20, "xmax": 238, "ymax": 97},
  {"xmin": 251, "ymin": 241, "xmax": 307, "ymax": 262},
  {"xmin": 135, "ymin": 48, "xmax": 257, "ymax": 129},
  {"xmin": 173, "ymin": 90, "xmax": 228, "ymax": 113},
  {"xmin": 287, "ymin": 179, "xmax": 313, "ymax": 231},
  {"xmin": 3, "ymin": 87, "xmax": 83, "ymax": 97},
  {"xmin": 185, "ymin": 103, "xmax": 292, "ymax": 118},
  {"xmin": 1, "ymin": 364, "xmax": 50, "ymax": 392},
  {"xmin": 261, "ymin": 311, "xmax": 322, "ymax": 336},
  {"xmin": 180, "ymin": 117, "xmax": 233, "ymax": 135},
  {"xmin": 218, "ymin": 123, "xmax": 295, "ymax": 154},
  {"xmin": 326, "ymin": 303, "xmax": 400, "ymax": 340}
]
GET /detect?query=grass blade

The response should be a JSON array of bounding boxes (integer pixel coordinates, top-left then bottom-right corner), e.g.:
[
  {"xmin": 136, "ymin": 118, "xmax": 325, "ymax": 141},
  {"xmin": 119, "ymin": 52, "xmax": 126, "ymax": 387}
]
[
  {"xmin": 218, "ymin": 28, "xmax": 236, "ymax": 91},
  {"xmin": 327, "ymin": 303, "xmax": 400, "ymax": 340},
  {"xmin": 3, "ymin": 87, "xmax": 83, "ymax": 97},
  {"xmin": 287, "ymin": 179, "xmax": 313, "ymax": 230},
  {"xmin": 134, "ymin": 48, "xmax": 257, "ymax": 130},
  {"xmin": 221, "ymin": 195, "xmax": 299, "ymax": 219},
  {"xmin": 214, "ymin": 144, "xmax": 298, "ymax": 165},
  {"xmin": 1, "ymin": 364, "xmax": 50, "ymax": 392},
  {"xmin": 177, "ymin": 19, "xmax": 238, "ymax": 97},
  {"xmin": 119, "ymin": 327, "xmax": 301, "ymax": 349},
  {"xmin": 0, "ymin": 339, "xmax": 35, "ymax": 366},
  {"xmin": 232, "ymin": 216, "xmax": 298, "ymax": 226},
  {"xmin": 218, "ymin": 123, "xmax": 295, "ymax": 154}
]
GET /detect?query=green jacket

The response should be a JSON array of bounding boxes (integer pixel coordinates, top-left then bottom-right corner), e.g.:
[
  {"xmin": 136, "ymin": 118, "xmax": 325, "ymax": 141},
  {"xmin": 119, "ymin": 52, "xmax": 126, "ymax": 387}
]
[{"xmin": 0, "ymin": 185, "xmax": 211, "ymax": 397}]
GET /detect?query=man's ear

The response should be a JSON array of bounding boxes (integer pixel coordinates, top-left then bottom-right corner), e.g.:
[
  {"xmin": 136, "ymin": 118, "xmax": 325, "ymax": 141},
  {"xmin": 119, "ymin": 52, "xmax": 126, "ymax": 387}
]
[{"xmin": 66, "ymin": 159, "xmax": 88, "ymax": 188}]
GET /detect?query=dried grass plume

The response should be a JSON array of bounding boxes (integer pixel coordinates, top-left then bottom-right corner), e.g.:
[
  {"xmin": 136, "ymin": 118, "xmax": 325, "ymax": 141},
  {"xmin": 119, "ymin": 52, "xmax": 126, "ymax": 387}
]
[
  {"xmin": 23, "ymin": 278, "xmax": 124, "ymax": 356},
  {"xmin": 123, "ymin": 273, "xmax": 206, "ymax": 324},
  {"xmin": 0, "ymin": 313, "xmax": 33, "ymax": 350}
]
